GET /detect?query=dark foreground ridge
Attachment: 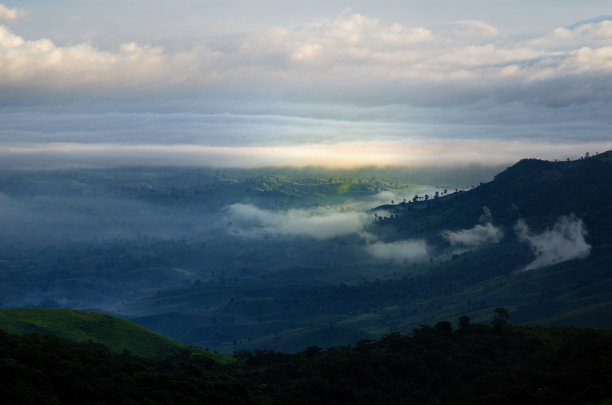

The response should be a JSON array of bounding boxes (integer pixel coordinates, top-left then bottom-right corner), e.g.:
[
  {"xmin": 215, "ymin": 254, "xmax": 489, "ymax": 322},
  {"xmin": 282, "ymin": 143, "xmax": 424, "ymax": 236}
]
[{"xmin": 2, "ymin": 316, "xmax": 612, "ymax": 404}]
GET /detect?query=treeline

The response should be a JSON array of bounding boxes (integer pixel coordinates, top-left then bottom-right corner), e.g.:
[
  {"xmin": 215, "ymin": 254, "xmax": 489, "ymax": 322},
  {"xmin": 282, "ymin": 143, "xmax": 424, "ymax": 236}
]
[{"xmin": 2, "ymin": 319, "xmax": 612, "ymax": 404}]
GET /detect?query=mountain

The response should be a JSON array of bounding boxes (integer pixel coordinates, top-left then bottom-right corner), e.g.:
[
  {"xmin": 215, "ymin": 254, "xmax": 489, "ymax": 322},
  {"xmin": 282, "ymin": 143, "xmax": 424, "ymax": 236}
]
[
  {"xmin": 381, "ymin": 150, "xmax": 612, "ymax": 244},
  {"xmin": 1, "ymin": 153, "xmax": 611, "ymax": 353},
  {"xmin": 130, "ymin": 152, "xmax": 612, "ymax": 352},
  {"xmin": 0, "ymin": 308, "xmax": 231, "ymax": 362}
]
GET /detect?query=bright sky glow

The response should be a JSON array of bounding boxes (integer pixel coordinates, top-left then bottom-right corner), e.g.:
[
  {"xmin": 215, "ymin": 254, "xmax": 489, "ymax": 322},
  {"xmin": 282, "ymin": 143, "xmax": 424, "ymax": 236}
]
[{"xmin": 2, "ymin": 1, "xmax": 612, "ymax": 168}]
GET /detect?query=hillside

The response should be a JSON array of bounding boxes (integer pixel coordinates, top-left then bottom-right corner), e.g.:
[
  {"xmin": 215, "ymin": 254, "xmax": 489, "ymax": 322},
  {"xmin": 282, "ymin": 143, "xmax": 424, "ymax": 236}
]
[
  {"xmin": 379, "ymin": 150, "xmax": 612, "ymax": 242},
  {"xmin": 1, "ymin": 153, "xmax": 611, "ymax": 354},
  {"xmin": 130, "ymin": 152, "xmax": 612, "ymax": 352},
  {"xmin": 0, "ymin": 308, "xmax": 230, "ymax": 362}
]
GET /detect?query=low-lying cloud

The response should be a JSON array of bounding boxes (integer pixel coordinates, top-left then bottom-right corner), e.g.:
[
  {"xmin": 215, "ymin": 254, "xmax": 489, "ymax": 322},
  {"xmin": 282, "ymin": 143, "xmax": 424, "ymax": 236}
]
[
  {"xmin": 365, "ymin": 240, "xmax": 429, "ymax": 264},
  {"xmin": 442, "ymin": 207, "xmax": 504, "ymax": 248},
  {"xmin": 225, "ymin": 203, "xmax": 431, "ymax": 263},
  {"xmin": 443, "ymin": 222, "xmax": 504, "ymax": 247},
  {"xmin": 225, "ymin": 203, "xmax": 367, "ymax": 240},
  {"xmin": 515, "ymin": 214, "xmax": 591, "ymax": 272}
]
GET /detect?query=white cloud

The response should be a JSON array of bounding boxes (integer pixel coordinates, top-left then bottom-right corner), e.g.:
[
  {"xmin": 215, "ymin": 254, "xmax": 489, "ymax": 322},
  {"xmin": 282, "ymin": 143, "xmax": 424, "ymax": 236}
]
[
  {"xmin": 442, "ymin": 207, "xmax": 504, "ymax": 248},
  {"xmin": 532, "ymin": 20, "xmax": 612, "ymax": 50},
  {"xmin": 225, "ymin": 203, "xmax": 367, "ymax": 239},
  {"xmin": 365, "ymin": 240, "xmax": 429, "ymax": 264},
  {"xmin": 443, "ymin": 222, "xmax": 504, "ymax": 247},
  {"xmin": 1, "ymin": 10, "xmax": 612, "ymax": 107},
  {"xmin": 515, "ymin": 215, "xmax": 591, "ymax": 272},
  {"xmin": 0, "ymin": 4, "xmax": 25, "ymax": 22},
  {"xmin": 0, "ymin": 25, "xmax": 211, "ymax": 93}
]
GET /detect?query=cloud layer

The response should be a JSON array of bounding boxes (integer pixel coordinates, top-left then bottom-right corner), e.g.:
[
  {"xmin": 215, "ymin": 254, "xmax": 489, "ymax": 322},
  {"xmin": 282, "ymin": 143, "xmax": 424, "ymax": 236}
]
[
  {"xmin": 2, "ymin": 4, "xmax": 612, "ymax": 167},
  {"xmin": 515, "ymin": 215, "xmax": 591, "ymax": 272},
  {"xmin": 2, "ymin": 12, "xmax": 612, "ymax": 106}
]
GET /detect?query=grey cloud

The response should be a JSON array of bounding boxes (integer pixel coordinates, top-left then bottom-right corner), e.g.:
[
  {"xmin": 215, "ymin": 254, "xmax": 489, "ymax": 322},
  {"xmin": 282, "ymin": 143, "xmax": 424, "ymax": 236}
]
[
  {"xmin": 2, "ymin": 11, "xmax": 612, "ymax": 168},
  {"xmin": 515, "ymin": 215, "xmax": 591, "ymax": 272}
]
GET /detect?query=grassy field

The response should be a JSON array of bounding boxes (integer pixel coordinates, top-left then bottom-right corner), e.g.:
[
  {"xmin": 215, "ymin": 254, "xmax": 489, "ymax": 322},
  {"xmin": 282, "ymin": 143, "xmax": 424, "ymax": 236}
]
[{"xmin": 0, "ymin": 308, "xmax": 233, "ymax": 363}]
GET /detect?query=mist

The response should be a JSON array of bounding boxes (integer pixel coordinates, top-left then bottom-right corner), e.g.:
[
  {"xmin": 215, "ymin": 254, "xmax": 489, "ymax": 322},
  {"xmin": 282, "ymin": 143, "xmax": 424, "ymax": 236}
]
[
  {"xmin": 442, "ymin": 207, "xmax": 504, "ymax": 249},
  {"xmin": 515, "ymin": 214, "xmax": 591, "ymax": 272},
  {"xmin": 365, "ymin": 240, "xmax": 429, "ymax": 264},
  {"xmin": 224, "ymin": 203, "xmax": 368, "ymax": 240}
]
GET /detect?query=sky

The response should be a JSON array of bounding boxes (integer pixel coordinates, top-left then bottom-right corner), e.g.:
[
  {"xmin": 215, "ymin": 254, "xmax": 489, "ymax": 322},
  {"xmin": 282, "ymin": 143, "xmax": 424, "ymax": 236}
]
[{"xmin": 1, "ymin": 0, "xmax": 612, "ymax": 168}]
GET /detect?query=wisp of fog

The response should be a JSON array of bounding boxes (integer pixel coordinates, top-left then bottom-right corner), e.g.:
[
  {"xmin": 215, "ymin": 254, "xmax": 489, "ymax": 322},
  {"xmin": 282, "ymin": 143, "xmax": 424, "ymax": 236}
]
[
  {"xmin": 515, "ymin": 214, "xmax": 591, "ymax": 272},
  {"xmin": 224, "ymin": 203, "xmax": 368, "ymax": 240}
]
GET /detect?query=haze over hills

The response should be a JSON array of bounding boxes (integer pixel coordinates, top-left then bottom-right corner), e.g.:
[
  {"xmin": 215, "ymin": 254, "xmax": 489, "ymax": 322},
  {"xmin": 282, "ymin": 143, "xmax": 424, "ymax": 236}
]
[
  {"xmin": 3, "ymin": 152, "xmax": 612, "ymax": 353},
  {"xmin": 4, "ymin": 2, "xmax": 612, "ymax": 402},
  {"xmin": 122, "ymin": 152, "xmax": 612, "ymax": 352},
  {"xmin": 0, "ymin": 152, "xmax": 610, "ymax": 354},
  {"xmin": 1, "ymin": 153, "xmax": 612, "ymax": 403}
]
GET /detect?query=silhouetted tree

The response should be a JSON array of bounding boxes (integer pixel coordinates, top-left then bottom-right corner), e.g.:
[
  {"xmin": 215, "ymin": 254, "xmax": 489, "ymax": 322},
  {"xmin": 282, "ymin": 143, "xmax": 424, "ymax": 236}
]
[{"xmin": 492, "ymin": 307, "xmax": 510, "ymax": 329}]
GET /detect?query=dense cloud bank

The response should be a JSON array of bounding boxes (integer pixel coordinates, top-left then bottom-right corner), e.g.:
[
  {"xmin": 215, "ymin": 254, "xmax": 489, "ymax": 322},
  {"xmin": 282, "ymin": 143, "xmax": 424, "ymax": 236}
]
[{"xmin": 515, "ymin": 215, "xmax": 591, "ymax": 272}]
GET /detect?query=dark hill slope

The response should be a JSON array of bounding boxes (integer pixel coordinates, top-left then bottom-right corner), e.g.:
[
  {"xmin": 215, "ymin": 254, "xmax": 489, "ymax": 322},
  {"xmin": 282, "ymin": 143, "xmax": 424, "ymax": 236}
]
[
  {"xmin": 360, "ymin": 152, "xmax": 612, "ymax": 328},
  {"xmin": 3, "ymin": 323, "xmax": 612, "ymax": 404},
  {"xmin": 382, "ymin": 151, "xmax": 612, "ymax": 245},
  {"xmin": 130, "ymin": 154, "xmax": 612, "ymax": 352}
]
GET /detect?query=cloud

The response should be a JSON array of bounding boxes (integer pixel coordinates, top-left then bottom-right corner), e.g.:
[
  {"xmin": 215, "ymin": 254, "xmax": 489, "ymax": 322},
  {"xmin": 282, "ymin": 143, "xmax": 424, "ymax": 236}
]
[
  {"xmin": 0, "ymin": 25, "xmax": 209, "ymax": 93},
  {"xmin": 446, "ymin": 20, "xmax": 499, "ymax": 38},
  {"xmin": 0, "ymin": 4, "xmax": 25, "ymax": 22},
  {"xmin": 225, "ymin": 203, "xmax": 367, "ymax": 239},
  {"xmin": 3, "ymin": 139, "xmax": 612, "ymax": 169},
  {"xmin": 2, "ymin": 10, "xmax": 612, "ymax": 168},
  {"xmin": 365, "ymin": 240, "xmax": 429, "ymax": 264},
  {"xmin": 443, "ymin": 222, "xmax": 504, "ymax": 248},
  {"xmin": 442, "ymin": 207, "xmax": 504, "ymax": 248},
  {"xmin": 2, "ymin": 11, "xmax": 612, "ymax": 108},
  {"xmin": 531, "ymin": 19, "xmax": 612, "ymax": 50},
  {"xmin": 515, "ymin": 215, "xmax": 591, "ymax": 272}
]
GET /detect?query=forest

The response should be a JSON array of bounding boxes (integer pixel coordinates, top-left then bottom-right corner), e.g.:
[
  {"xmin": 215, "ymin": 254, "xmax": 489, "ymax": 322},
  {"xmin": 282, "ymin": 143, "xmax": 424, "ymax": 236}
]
[{"xmin": 2, "ymin": 313, "xmax": 612, "ymax": 404}]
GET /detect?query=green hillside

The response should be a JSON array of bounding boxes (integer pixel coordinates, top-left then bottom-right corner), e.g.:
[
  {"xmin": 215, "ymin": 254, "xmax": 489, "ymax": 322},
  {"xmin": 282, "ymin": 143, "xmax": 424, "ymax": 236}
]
[{"xmin": 0, "ymin": 308, "xmax": 231, "ymax": 362}]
